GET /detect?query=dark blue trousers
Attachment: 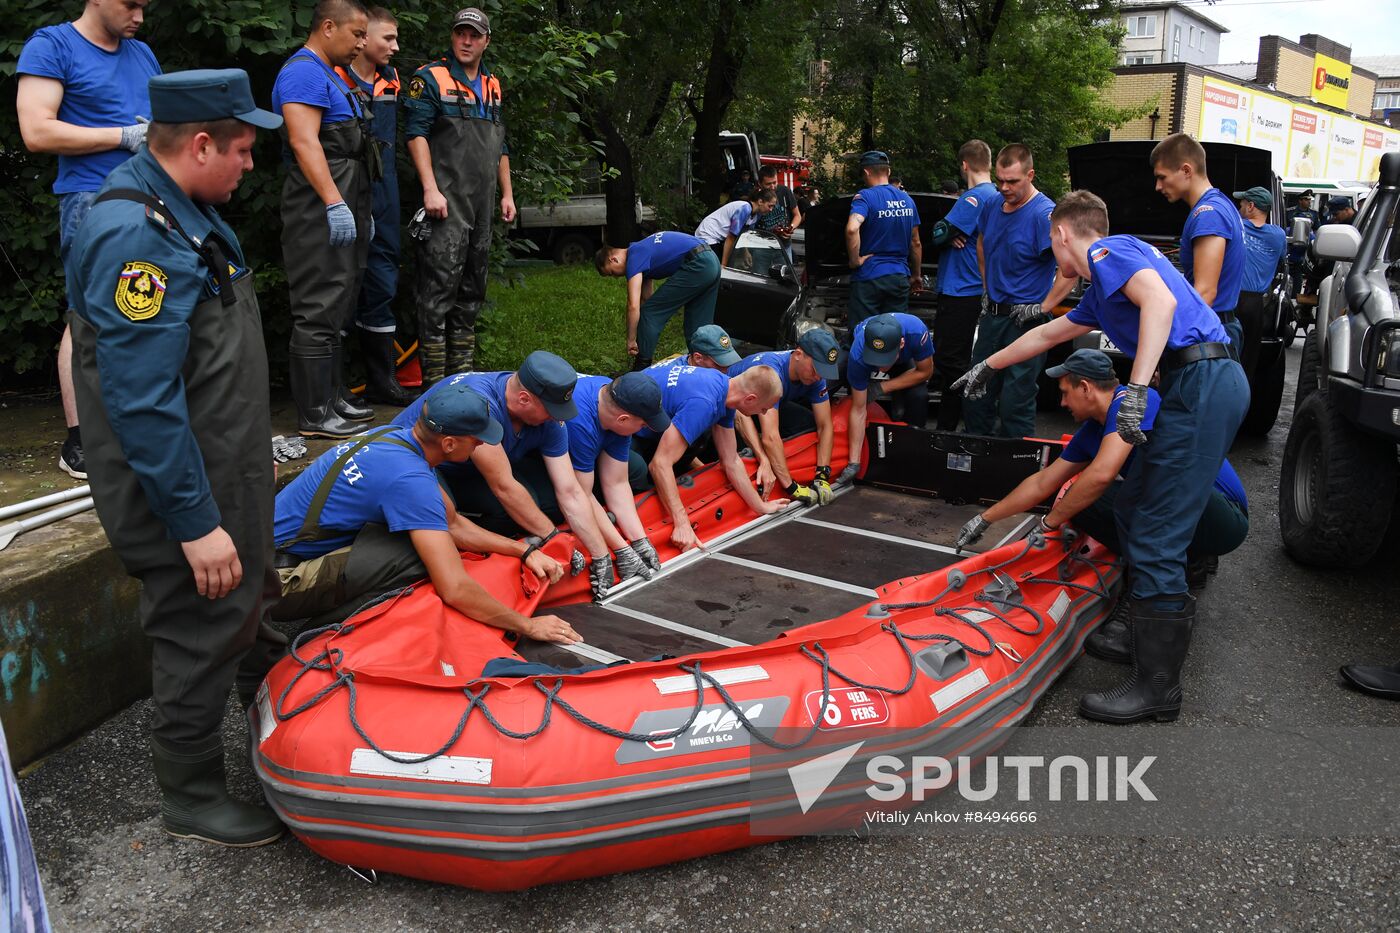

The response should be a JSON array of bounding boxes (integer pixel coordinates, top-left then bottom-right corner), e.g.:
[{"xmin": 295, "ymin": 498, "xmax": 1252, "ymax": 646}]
[
  {"xmin": 355, "ymin": 168, "xmax": 400, "ymax": 333},
  {"xmin": 1114, "ymin": 356, "xmax": 1249, "ymax": 603}
]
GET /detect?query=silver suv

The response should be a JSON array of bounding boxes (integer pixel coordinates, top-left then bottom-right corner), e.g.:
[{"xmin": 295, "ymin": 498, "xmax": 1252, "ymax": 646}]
[{"xmin": 1279, "ymin": 151, "xmax": 1400, "ymax": 566}]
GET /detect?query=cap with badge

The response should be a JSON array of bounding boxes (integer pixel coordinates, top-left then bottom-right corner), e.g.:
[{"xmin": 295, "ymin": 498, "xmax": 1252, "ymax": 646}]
[
  {"xmin": 518, "ymin": 350, "xmax": 579, "ymax": 421},
  {"xmin": 1045, "ymin": 348, "xmax": 1116, "ymax": 382},
  {"xmin": 1232, "ymin": 186, "xmax": 1272, "ymax": 211},
  {"xmin": 688, "ymin": 324, "xmax": 742, "ymax": 367},
  {"xmin": 608, "ymin": 372, "xmax": 671, "ymax": 433},
  {"xmin": 861, "ymin": 313, "xmax": 904, "ymax": 368},
  {"xmin": 859, "ymin": 150, "xmax": 891, "ymax": 168},
  {"xmin": 453, "ymin": 7, "xmax": 491, "ymax": 34},
  {"xmin": 422, "ymin": 383, "xmax": 503, "ymax": 444},
  {"xmin": 797, "ymin": 328, "xmax": 843, "ymax": 381},
  {"xmin": 1327, "ymin": 195, "xmax": 1351, "ymax": 211},
  {"xmin": 148, "ymin": 69, "xmax": 281, "ymax": 130}
]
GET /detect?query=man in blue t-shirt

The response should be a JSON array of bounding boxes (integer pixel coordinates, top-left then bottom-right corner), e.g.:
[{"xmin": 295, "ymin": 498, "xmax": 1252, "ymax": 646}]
[
  {"xmin": 1151, "ymin": 133, "xmax": 1246, "ymax": 356},
  {"xmin": 392, "ymin": 350, "xmax": 624, "ymax": 600},
  {"xmin": 730, "ymin": 329, "xmax": 844, "ymax": 506},
  {"xmin": 843, "ymin": 313, "xmax": 935, "ymax": 478},
  {"xmin": 273, "ymin": 0, "xmax": 375, "ymax": 439},
  {"xmin": 17, "ymin": 0, "xmax": 161, "ymax": 480},
  {"xmin": 596, "ymin": 230, "xmax": 723, "ymax": 370},
  {"xmin": 845, "ymin": 150, "xmax": 922, "ymax": 327},
  {"xmin": 629, "ymin": 363, "xmax": 786, "ymax": 552},
  {"xmin": 272, "ymin": 382, "xmax": 577, "ymax": 641},
  {"xmin": 953, "ymin": 191, "xmax": 1248, "ymax": 726},
  {"xmin": 928, "ymin": 139, "xmax": 995, "ymax": 430},
  {"xmin": 953, "ymin": 349, "xmax": 1248, "ymax": 656},
  {"xmin": 964, "ymin": 143, "xmax": 1077, "ymax": 439},
  {"xmin": 695, "ymin": 188, "xmax": 775, "ymax": 266},
  {"xmin": 1233, "ymin": 186, "xmax": 1287, "ymax": 377}
]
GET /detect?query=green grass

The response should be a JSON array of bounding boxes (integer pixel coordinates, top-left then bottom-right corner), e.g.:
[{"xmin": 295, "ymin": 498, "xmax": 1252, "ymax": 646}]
[{"xmin": 476, "ymin": 265, "xmax": 688, "ymax": 375}]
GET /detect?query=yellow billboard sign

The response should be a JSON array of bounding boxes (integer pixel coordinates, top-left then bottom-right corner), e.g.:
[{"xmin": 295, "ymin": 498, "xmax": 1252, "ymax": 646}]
[{"xmin": 1312, "ymin": 53, "xmax": 1352, "ymax": 109}]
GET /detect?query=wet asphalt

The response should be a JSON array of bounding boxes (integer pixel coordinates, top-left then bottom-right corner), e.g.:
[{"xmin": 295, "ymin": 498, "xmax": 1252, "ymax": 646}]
[{"xmin": 18, "ymin": 342, "xmax": 1400, "ymax": 932}]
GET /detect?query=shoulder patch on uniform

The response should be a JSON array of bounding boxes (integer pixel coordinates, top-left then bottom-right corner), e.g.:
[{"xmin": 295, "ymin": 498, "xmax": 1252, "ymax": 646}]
[
  {"xmin": 966, "ymin": 195, "xmax": 978, "ymax": 207},
  {"xmin": 1091, "ymin": 246, "xmax": 1111, "ymax": 262},
  {"xmin": 115, "ymin": 261, "xmax": 168, "ymax": 321},
  {"xmin": 1193, "ymin": 204, "xmax": 1215, "ymax": 216},
  {"xmin": 408, "ymin": 75, "xmax": 426, "ymax": 99}
]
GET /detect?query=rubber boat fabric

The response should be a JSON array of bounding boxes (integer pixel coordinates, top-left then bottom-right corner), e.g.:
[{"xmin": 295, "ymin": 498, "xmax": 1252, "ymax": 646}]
[{"xmin": 251, "ymin": 400, "xmax": 1121, "ymax": 890}]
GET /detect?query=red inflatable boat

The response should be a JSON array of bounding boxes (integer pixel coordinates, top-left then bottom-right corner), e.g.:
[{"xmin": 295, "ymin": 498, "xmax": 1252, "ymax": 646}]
[{"xmin": 252, "ymin": 403, "xmax": 1120, "ymax": 890}]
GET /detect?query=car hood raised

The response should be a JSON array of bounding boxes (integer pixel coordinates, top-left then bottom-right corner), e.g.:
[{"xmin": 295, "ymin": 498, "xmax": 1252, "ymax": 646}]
[
  {"xmin": 803, "ymin": 191, "xmax": 956, "ymax": 280},
  {"xmin": 1067, "ymin": 141, "xmax": 1276, "ymax": 239}
]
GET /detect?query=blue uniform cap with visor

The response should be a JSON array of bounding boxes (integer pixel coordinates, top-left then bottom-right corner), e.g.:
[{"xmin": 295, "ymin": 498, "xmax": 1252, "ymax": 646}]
[
  {"xmin": 518, "ymin": 350, "xmax": 580, "ymax": 421},
  {"xmin": 1045, "ymin": 348, "xmax": 1116, "ymax": 382},
  {"xmin": 688, "ymin": 324, "xmax": 742, "ymax": 366},
  {"xmin": 148, "ymin": 69, "xmax": 282, "ymax": 130},
  {"xmin": 608, "ymin": 372, "xmax": 671, "ymax": 433},
  {"xmin": 859, "ymin": 150, "xmax": 891, "ymax": 167},
  {"xmin": 861, "ymin": 313, "xmax": 904, "ymax": 367},
  {"xmin": 421, "ymin": 384, "xmax": 504, "ymax": 444},
  {"xmin": 797, "ymin": 328, "xmax": 843, "ymax": 380}
]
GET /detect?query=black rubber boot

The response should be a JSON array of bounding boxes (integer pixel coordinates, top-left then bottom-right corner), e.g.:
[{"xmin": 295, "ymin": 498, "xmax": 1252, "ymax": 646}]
[
  {"xmin": 290, "ymin": 349, "xmax": 360, "ymax": 439},
  {"xmin": 331, "ymin": 340, "xmax": 374, "ymax": 422},
  {"xmin": 1339, "ymin": 660, "xmax": 1400, "ymax": 700},
  {"xmin": 362, "ymin": 332, "xmax": 417, "ymax": 407},
  {"xmin": 1085, "ymin": 591, "xmax": 1132, "ymax": 665},
  {"xmin": 151, "ymin": 734, "xmax": 283, "ymax": 847},
  {"xmin": 1186, "ymin": 552, "xmax": 1212, "ymax": 591},
  {"xmin": 1079, "ymin": 595, "xmax": 1194, "ymax": 724}
]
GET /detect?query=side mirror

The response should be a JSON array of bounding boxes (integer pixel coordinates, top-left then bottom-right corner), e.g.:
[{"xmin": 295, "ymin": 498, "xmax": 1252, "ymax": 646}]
[
  {"xmin": 772, "ymin": 263, "xmax": 798, "ymax": 286},
  {"xmin": 1289, "ymin": 215, "xmax": 1313, "ymax": 247},
  {"xmin": 1314, "ymin": 224, "xmax": 1361, "ymax": 262}
]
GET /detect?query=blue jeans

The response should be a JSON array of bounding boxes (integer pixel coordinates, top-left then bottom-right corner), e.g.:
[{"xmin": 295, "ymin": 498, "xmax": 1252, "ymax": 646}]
[
  {"xmin": 59, "ymin": 190, "xmax": 98, "ymax": 258},
  {"xmin": 962, "ymin": 313, "xmax": 1044, "ymax": 438},
  {"xmin": 1114, "ymin": 356, "xmax": 1249, "ymax": 602}
]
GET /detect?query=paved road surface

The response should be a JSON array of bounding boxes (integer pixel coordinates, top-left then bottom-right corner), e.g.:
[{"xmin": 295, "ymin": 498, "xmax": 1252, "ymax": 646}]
[{"xmin": 19, "ymin": 344, "xmax": 1400, "ymax": 931}]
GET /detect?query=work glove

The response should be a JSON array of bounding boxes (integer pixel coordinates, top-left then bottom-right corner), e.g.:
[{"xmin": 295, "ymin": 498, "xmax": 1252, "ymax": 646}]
[
  {"xmin": 271, "ymin": 434, "xmax": 308, "ymax": 464},
  {"xmin": 588, "ymin": 555, "xmax": 615, "ymax": 602},
  {"xmin": 836, "ymin": 462, "xmax": 860, "ymax": 485},
  {"xmin": 119, "ymin": 120, "xmax": 149, "ymax": 152},
  {"xmin": 955, "ymin": 514, "xmax": 990, "ymax": 553},
  {"xmin": 570, "ymin": 549, "xmax": 588, "ymax": 576},
  {"xmin": 614, "ymin": 545, "xmax": 655, "ymax": 584},
  {"xmin": 630, "ymin": 537, "xmax": 662, "ymax": 574},
  {"xmin": 326, "ymin": 200, "xmax": 357, "ymax": 247},
  {"xmin": 812, "ymin": 466, "xmax": 835, "ymax": 505},
  {"xmin": 1115, "ymin": 383, "xmax": 1151, "ymax": 446},
  {"xmin": 1011, "ymin": 302, "xmax": 1048, "ymax": 326},
  {"xmin": 786, "ymin": 481, "xmax": 819, "ymax": 505},
  {"xmin": 950, "ymin": 359, "xmax": 997, "ymax": 400}
]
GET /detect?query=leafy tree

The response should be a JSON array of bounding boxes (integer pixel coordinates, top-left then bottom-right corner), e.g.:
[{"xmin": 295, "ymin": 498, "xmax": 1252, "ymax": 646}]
[{"xmin": 0, "ymin": 0, "xmax": 616, "ymax": 382}]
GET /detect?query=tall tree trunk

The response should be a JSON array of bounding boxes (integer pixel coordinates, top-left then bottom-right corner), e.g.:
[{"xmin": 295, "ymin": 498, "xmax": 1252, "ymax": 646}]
[
  {"xmin": 598, "ymin": 116, "xmax": 639, "ymax": 246},
  {"xmin": 692, "ymin": 0, "xmax": 748, "ymax": 210}
]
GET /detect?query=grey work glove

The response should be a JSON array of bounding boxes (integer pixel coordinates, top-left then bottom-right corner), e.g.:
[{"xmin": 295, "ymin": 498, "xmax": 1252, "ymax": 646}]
[
  {"xmin": 950, "ymin": 359, "xmax": 997, "ymax": 400},
  {"xmin": 1011, "ymin": 302, "xmax": 1049, "ymax": 326},
  {"xmin": 955, "ymin": 514, "xmax": 990, "ymax": 553},
  {"xmin": 836, "ymin": 462, "xmax": 860, "ymax": 485},
  {"xmin": 1115, "ymin": 383, "xmax": 1151, "ymax": 446},
  {"xmin": 119, "ymin": 120, "xmax": 148, "ymax": 152},
  {"xmin": 326, "ymin": 200, "xmax": 357, "ymax": 247},
  {"xmin": 614, "ymin": 545, "xmax": 655, "ymax": 584},
  {"xmin": 629, "ymin": 537, "xmax": 662, "ymax": 574},
  {"xmin": 588, "ymin": 555, "xmax": 615, "ymax": 602},
  {"xmin": 570, "ymin": 548, "xmax": 588, "ymax": 576}
]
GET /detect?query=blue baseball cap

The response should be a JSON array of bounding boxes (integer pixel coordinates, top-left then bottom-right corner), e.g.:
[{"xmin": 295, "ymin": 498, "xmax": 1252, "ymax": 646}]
[
  {"xmin": 861, "ymin": 314, "xmax": 903, "ymax": 367},
  {"xmin": 1045, "ymin": 348, "xmax": 1116, "ymax": 381},
  {"xmin": 688, "ymin": 324, "xmax": 742, "ymax": 366},
  {"xmin": 1327, "ymin": 195, "xmax": 1351, "ymax": 211},
  {"xmin": 859, "ymin": 150, "xmax": 891, "ymax": 167},
  {"xmin": 421, "ymin": 384, "xmax": 503, "ymax": 444},
  {"xmin": 518, "ymin": 350, "xmax": 579, "ymax": 421},
  {"xmin": 797, "ymin": 328, "xmax": 843, "ymax": 381},
  {"xmin": 149, "ymin": 69, "xmax": 281, "ymax": 130},
  {"xmin": 608, "ymin": 372, "xmax": 670, "ymax": 433}
]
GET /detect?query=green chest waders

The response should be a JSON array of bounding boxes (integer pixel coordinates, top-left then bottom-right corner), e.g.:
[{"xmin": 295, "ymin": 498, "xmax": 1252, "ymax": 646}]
[
  {"xmin": 415, "ymin": 108, "xmax": 505, "ymax": 384},
  {"xmin": 70, "ymin": 191, "xmax": 282, "ymax": 747}
]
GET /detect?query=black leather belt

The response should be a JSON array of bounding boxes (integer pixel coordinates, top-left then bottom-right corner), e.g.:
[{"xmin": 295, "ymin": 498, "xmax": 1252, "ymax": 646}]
[
  {"xmin": 1163, "ymin": 341, "xmax": 1231, "ymax": 369},
  {"xmin": 986, "ymin": 301, "xmax": 1014, "ymax": 316},
  {"xmin": 273, "ymin": 550, "xmax": 303, "ymax": 570},
  {"xmin": 686, "ymin": 245, "xmax": 709, "ymax": 260},
  {"xmin": 1216, "ymin": 310, "xmax": 1238, "ymax": 324}
]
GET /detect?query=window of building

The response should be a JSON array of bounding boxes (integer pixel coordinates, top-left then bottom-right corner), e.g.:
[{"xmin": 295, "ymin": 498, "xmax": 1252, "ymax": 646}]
[
  {"xmin": 1173, "ymin": 25, "xmax": 1181, "ymax": 59},
  {"xmin": 1126, "ymin": 14, "xmax": 1155, "ymax": 37},
  {"xmin": 1188, "ymin": 25, "xmax": 1196, "ymax": 48},
  {"xmin": 1127, "ymin": 54, "xmax": 1155, "ymax": 65}
]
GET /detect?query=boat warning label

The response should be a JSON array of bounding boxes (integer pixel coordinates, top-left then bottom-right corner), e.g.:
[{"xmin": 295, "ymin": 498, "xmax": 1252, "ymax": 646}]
[{"xmin": 804, "ymin": 687, "xmax": 890, "ymax": 730}]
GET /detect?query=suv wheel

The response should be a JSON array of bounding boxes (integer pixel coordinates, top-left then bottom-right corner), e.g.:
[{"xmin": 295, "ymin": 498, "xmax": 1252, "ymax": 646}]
[
  {"xmin": 1279, "ymin": 390, "xmax": 1399, "ymax": 567},
  {"xmin": 1293, "ymin": 329, "xmax": 1322, "ymax": 413}
]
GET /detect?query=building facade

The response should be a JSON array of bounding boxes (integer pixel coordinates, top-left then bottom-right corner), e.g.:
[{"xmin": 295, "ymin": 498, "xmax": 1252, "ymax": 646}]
[{"xmin": 1118, "ymin": 1, "xmax": 1226, "ymax": 67}]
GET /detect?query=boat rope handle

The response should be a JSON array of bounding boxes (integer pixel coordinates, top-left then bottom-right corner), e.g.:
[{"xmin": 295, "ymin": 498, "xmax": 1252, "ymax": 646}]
[{"xmin": 266, "ymin": 540, "xmax": 1119, "ymax": 762}]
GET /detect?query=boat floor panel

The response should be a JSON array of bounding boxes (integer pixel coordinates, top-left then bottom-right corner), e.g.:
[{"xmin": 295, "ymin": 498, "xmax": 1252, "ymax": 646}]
[
  {"xmin": 548, "ymin": 602, "xmax": 721, "ymax": 660},
  {"xmin": 815, "ymin": 487, "xmax": 1025, "ymax": 550},
  {"xmin": 613, "ymin": 558, "xmax": 870, "ymax": 643},
  {"xmin": 721, "ymin": 520, "xmax": 958, "ymax": 589}
]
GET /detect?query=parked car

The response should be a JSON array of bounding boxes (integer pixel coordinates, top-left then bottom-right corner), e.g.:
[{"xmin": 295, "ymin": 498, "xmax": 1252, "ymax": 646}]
[
  {"xmin": 713, "ymin": 230, "xmax": 802, "ymax": 347},
  {"xmin": 1278, "ymin": 150, "xmax": 1400, "ymax": 567},
  {"xmin": 1046, "ymin": 141, "xmax": 1294, "ymax": 435}
]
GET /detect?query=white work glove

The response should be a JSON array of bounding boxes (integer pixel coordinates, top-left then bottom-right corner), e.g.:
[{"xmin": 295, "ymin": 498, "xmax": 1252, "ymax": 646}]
[{"xmin": 326, "ymin": 201, "xmax": 357, "ymax": 247}]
